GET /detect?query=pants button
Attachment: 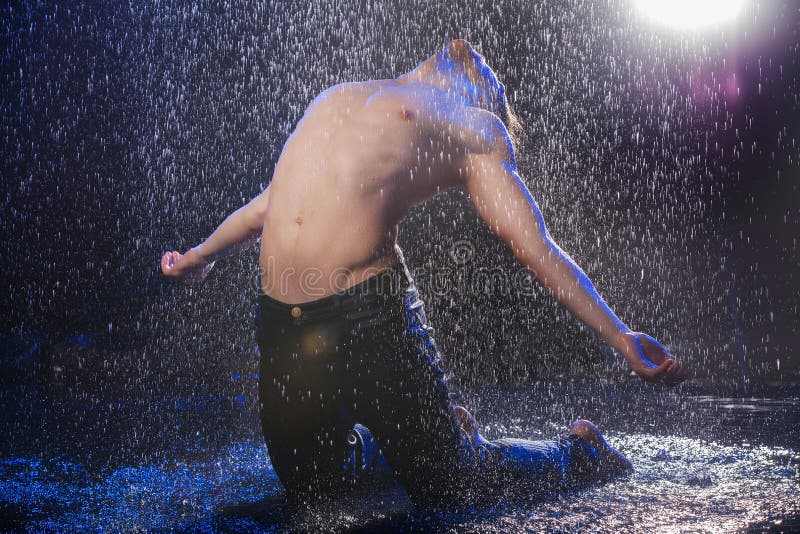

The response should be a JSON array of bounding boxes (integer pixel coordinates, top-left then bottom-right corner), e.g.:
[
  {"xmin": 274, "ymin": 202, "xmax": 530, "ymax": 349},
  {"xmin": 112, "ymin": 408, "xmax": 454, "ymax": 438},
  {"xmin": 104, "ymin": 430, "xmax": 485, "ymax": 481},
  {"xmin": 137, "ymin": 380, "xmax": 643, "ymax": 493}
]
[{"xmin": 291, "ymin": 306, "xmax": 302, "ymax": 318}]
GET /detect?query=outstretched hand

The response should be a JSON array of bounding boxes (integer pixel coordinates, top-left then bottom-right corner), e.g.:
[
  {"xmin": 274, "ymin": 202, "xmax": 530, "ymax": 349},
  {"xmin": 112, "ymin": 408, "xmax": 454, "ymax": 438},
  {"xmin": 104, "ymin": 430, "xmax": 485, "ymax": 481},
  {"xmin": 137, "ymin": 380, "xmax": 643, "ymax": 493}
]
[
  {"xmin": 160, "ymin": 249, "xmax": 215, "ymax": 285},
  {"xmin": 622, "ymin": 331, "xmax": 688, "ymax": 387}
]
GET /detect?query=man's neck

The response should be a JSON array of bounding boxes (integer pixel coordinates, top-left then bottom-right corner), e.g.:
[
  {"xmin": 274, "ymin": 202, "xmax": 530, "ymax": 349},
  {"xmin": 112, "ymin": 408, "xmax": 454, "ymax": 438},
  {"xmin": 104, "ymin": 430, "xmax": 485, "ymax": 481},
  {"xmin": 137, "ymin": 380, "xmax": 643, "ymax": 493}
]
[{"xmin": 396, "ymin": 69, "xmax": 472, "ymax": 108}]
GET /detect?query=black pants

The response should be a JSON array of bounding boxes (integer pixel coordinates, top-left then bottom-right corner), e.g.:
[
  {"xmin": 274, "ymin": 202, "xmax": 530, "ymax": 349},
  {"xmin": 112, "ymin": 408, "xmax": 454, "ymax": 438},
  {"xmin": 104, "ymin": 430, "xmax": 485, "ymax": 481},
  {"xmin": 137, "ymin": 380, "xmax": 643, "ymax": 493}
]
[{"xmin": 255, "ymin": 263, "xmax": 601, "ymax": 508}]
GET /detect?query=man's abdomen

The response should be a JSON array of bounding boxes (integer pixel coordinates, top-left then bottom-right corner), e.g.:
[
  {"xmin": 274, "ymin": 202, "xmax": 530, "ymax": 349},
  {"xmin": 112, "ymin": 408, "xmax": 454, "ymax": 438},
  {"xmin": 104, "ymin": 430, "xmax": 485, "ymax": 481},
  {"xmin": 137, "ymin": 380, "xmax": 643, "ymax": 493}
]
[{"xmin": 258, "ymin": 220, "xmax": 401, "ymax": 304}]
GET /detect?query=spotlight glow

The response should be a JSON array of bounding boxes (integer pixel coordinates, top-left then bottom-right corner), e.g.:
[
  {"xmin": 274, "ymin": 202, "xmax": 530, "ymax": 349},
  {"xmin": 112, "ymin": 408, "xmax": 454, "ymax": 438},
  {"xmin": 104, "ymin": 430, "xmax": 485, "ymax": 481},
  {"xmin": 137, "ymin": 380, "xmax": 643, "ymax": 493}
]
[{"xmin": 632, "ymin": 0, "xmax": 746, "ymax": 30}]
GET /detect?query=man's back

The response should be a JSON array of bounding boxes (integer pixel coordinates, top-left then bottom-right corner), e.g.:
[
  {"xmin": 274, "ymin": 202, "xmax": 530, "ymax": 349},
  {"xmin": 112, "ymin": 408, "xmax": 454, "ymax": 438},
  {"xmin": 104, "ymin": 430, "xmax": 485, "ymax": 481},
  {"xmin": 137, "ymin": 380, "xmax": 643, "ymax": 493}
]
[{"xmin": 259, "ymin": 80, "xmax": 481, "ymax": 303}]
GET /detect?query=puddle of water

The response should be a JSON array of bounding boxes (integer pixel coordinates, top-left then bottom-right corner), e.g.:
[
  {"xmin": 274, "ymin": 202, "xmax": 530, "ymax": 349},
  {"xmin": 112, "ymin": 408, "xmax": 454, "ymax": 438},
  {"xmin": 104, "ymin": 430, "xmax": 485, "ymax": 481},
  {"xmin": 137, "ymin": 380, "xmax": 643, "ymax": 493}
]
[{"xmin": 1, "ymin": 382, "xmax": 798, "ymax": 532}]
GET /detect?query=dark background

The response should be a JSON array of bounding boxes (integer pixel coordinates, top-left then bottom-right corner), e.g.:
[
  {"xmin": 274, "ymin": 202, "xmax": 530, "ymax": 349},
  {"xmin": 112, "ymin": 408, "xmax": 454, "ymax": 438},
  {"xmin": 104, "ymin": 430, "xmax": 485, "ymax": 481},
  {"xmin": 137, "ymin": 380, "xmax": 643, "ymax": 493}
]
[{"xmin": 1, "ymin": 0, "xmax": 798, "ymax": 409}]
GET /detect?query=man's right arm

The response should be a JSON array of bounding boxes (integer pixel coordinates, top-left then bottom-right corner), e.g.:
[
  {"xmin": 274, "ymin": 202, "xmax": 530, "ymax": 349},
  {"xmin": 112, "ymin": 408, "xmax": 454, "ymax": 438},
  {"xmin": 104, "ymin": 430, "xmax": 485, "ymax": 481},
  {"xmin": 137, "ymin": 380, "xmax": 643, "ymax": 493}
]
[{"xmin": 161, "ymin": 183, "xmax": 272, "ymax": 283}]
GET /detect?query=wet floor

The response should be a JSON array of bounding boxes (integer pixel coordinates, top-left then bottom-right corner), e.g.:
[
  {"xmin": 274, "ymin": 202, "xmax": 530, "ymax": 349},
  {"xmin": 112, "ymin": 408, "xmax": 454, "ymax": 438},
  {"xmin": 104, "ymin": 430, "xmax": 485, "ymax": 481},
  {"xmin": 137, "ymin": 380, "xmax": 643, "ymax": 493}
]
[{"xmin": 1, "ymin": 381, "xmax": 798, "ymax": 532}]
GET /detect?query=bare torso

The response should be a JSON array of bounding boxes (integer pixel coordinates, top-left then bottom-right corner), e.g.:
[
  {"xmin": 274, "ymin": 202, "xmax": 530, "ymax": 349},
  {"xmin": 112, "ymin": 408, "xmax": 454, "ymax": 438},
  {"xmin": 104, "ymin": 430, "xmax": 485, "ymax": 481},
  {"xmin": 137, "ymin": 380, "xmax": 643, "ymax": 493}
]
[{"xmin": 259, "ymin": 80, "xmax": 479, "ymax": 303}]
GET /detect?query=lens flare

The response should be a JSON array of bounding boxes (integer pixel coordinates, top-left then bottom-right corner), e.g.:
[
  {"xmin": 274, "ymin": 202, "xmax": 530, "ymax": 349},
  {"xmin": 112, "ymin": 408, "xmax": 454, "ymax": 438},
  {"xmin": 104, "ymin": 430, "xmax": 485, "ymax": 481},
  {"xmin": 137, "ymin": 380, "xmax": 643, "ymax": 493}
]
[{"xmin": 632, "ymin": 0, "xmax": 747, "ymax": 30}]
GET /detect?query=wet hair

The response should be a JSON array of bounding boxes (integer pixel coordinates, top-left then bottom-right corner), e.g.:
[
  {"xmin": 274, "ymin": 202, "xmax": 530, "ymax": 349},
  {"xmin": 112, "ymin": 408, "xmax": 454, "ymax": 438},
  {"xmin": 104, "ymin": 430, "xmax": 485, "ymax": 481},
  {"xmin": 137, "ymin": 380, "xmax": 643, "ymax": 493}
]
[
  {"xmin": 495, "ymin": 84, "xmax": 522, "ymax": 153},
  {"xmin": 460, "ymin": 44, "xmax": 522, "ymax": 152},
  {"xmin": 429, "ymin": 40, "xmax": 523, "ymax": 151}
]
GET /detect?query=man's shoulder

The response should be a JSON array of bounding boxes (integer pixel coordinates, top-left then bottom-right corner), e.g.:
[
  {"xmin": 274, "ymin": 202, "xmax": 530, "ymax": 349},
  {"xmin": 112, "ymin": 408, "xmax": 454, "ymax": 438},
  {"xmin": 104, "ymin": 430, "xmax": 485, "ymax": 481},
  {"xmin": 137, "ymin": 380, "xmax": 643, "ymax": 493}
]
[
  {"xmin": 440, "ymin": 105, "xmax": 513, "ymax": 158},
  {"xmin": 302, "ymin": 81, "xmax": 373, "ymax": 113},
  {"xmin": 315, "ymin": 80, "xmax": 389, "ymax": 102}
]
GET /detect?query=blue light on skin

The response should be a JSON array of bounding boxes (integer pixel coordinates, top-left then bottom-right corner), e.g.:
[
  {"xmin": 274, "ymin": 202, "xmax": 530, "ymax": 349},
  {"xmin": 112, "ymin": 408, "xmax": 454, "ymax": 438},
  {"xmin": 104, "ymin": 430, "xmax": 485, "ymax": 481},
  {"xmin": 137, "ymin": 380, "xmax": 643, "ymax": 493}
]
[
  {"xmin": 431, "ymin": 41, "xmax": 505, "ymax": 115},
  {"xmin": 399, "ymin": 40, "xmax": 506, "ymax": 119}
]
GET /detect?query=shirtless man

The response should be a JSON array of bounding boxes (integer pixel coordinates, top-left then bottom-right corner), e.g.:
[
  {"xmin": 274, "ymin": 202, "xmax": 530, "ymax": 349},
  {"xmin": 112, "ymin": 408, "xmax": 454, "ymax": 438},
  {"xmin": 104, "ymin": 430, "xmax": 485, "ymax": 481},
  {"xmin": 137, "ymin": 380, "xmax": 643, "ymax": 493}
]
[{"xmin": 161, "ymin": 39, "xmax": 687, "ymax": 508}]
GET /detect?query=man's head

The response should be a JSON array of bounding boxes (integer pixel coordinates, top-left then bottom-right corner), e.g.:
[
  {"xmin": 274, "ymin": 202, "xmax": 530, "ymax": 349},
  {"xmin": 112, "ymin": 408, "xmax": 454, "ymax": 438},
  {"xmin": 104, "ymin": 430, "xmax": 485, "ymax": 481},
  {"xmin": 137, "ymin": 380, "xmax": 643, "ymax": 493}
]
[{"xmin": 400, "ymin": 39, "xmax": 521, "ymax": 147}]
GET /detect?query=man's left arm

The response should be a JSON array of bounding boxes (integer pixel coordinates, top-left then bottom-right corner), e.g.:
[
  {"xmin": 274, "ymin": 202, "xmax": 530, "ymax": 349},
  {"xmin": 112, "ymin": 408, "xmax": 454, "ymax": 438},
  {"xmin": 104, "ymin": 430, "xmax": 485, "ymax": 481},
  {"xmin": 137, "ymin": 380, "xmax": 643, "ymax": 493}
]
[{"xmin": 462, "ymin": 119, "xmax": 686, "ymax": 386}]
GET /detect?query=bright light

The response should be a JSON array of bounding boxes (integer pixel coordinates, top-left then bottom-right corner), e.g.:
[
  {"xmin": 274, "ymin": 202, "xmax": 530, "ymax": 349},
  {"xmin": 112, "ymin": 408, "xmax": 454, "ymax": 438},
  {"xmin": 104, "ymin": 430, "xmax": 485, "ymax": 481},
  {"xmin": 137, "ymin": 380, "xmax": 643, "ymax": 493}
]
[{"xmin": 632, "ymin": 0, "xmax": 747, "ymax": 30}]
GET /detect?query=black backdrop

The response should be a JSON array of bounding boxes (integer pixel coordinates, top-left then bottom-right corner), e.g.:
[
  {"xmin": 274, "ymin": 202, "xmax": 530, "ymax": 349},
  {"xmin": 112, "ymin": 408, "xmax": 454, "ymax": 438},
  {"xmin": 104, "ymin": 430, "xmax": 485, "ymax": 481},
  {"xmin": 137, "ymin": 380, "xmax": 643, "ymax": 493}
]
[{"xmin": 2, "ymin": 0, "xmax": 798, "ymax": 401}]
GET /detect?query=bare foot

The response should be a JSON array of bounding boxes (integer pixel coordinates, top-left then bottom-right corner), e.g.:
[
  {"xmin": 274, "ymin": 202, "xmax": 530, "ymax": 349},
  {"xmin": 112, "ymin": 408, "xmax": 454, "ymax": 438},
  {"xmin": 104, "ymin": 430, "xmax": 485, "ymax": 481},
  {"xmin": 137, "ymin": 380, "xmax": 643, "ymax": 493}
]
[
  {"xmin": 453, "ymin": 406, "xmax": 489, "ymax": 446},
  {"xmin": 569, "ymin": 419, "xmax": 633, "ymax": 478}
]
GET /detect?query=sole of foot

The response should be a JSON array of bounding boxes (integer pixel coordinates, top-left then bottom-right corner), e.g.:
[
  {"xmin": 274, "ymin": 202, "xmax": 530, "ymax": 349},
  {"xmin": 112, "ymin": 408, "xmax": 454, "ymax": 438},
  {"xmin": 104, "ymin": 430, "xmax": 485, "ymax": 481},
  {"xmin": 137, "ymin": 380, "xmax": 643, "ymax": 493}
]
[
  {"xmin": 569, "ymin": 419, "xmax": 633, "ymax": 477},
  {"xmin": 453, "ymin": 405, "xmax": 490, "ymax": 446}
]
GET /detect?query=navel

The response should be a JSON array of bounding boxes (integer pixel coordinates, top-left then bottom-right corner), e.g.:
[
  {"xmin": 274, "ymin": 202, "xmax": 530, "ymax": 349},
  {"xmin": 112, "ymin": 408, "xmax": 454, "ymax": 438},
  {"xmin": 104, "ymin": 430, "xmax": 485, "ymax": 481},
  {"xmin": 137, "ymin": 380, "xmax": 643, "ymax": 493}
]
[
  {"xmin": 294, "ymin": 215, "xmax": 303, "ymax": 226},
  {"xmin": 399, "ymin": 109, "xmax": 415, "ymax": 121}
]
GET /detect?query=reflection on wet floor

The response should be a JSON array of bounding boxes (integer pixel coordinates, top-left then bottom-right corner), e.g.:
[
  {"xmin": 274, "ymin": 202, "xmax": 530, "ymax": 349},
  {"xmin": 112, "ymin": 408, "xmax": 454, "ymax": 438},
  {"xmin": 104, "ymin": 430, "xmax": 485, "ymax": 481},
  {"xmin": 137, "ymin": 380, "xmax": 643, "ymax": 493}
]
[{"xmin": 1, "ymin": 382, "xmax": 798, "ymax": 532}]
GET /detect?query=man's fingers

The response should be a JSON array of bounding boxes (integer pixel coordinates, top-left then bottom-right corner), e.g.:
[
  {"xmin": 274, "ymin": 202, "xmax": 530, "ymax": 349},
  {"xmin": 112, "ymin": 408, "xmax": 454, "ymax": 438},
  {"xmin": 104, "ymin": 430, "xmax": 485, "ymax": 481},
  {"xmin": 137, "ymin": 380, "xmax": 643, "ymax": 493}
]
[
  {"xmin": 660, "ymin": 360, "xmax": 689, "ymax": 387},
  {"xmin": 646, "ymin": 358, "xmax": 673, "ymax": 381},
  {"xmin": 161, "ymin": 252, "xmax": 173, "ymax": 274},
  {"xmin": 671, "ymin": 361, "xmax": 689, "ymax": 382},
  {"xmin": 669, "ymin": 360, "xmax": 686, "ymax": 376},
  {"xmin": 161, "ymin": 251, "xmax": 185, "ymax": 277},
  {"xmin": 663, "ymin": 366, "xmax": 680, "ymax": 387}
]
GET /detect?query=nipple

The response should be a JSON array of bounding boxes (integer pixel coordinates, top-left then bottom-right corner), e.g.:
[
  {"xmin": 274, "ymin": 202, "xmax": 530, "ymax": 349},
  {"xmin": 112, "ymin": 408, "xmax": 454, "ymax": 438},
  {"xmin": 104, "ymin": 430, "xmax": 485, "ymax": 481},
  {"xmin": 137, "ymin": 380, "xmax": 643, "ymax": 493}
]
[{"xmin": 400, "ymin": 109, "xmax": 415, "ymax": 121}]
